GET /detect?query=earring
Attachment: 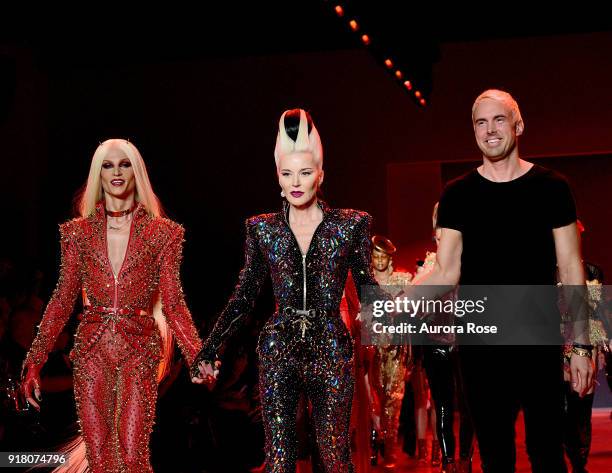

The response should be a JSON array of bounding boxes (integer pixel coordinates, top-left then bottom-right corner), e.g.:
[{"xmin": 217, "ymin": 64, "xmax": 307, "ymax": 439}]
[{"xmin": 280, "ymin": 190, "xmax": 285, "ymax": 198}]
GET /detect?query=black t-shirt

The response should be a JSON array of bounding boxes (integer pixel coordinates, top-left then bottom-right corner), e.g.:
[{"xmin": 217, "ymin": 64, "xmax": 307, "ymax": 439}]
[{"xmin": 437, "ymin": 164, "xmax": 577, "ymax": 285}]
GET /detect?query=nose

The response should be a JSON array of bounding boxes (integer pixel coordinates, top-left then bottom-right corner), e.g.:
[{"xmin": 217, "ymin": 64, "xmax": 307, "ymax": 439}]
[
  {"xmin": 113, "ymin": 165, "xmax": 122, "ymax": 176},
  {"xmin": 487, "ymin": 121, "xmax": 497, "ymax": 134},
  {"xmin": 292, "ymin": 174, "xmax": 300, "ymax": 187}
]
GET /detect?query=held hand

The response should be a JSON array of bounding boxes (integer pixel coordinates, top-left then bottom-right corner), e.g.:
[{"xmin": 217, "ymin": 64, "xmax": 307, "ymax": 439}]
[
  {"xmin": 570, "ymin": 353, "xmax": 595, "ymax": 397},
  {"xmin": 21, "ymin": 364, "xmax": 43, "ymax": 411},
  {"xmin": 191, "ymin": 360, "xmax": 221, "ymax": 388}
]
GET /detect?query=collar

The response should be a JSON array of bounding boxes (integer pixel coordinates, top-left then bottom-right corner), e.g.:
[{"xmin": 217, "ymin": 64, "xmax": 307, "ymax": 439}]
[{"xmin": 282, "ymin": 199, "xmax": 329, "ymax": 226}]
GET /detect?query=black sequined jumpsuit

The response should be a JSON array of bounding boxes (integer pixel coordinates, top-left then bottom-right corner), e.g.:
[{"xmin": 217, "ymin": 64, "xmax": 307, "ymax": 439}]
[{"xmin": 193, "ymin": 201, "xmax": 381, "ymax": 473}]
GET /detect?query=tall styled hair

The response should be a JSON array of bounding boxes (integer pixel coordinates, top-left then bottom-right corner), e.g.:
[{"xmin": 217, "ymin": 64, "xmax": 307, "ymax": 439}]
[
  {"xmin": 472, "ymin": 89, "xmax": 524, "ymax": 128},
  {"xmin": 274, "ymin": 108, "xmax": 323, "ymax": 170},
  {"xmin": 78, "ymin": 139, "xmax": 162, "ymax": 218}
]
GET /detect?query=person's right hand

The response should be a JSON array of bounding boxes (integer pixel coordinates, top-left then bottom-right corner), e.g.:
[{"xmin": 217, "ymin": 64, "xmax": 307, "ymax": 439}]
[
  {"xmin": 191, "ymin": 360, "xmax": 221, "ymax": 388},
  {"xmin": 21, "ymin": 364, "xmax": 43, "ymax": 411}
]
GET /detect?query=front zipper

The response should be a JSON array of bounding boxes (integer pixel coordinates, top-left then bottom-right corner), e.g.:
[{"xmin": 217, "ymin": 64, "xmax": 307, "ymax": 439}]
[
  {"xmin": 112, "ymin": 275, "xmax": 118, "ymax": 333},
  {"xmin": 302, "ymin": 254, "xmax": 307, "ymax": 310},
  {"xmin": 104, "ymin": 208, "xmax": 136, "ymax": 334}
]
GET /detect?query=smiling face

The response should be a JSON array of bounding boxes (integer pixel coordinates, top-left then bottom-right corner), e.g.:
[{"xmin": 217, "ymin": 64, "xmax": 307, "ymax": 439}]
[
  {"xmin": 278, "ymin": 151, "xmax": 323, "ymax": 207},
  {"xmin": 472, "ymin": 98, "xmax": 523, "ymax": 162},
  {"xmin": 100, "ymin": 146, "xmax": 136, "ymax": 199}
]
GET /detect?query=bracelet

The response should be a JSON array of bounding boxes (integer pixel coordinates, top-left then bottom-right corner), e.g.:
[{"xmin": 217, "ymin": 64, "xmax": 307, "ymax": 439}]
[
  {"xmin": 571, "ymin": 347, "xmax": 592, "ymax": 358},
  {"xmin": 572, "ymin": 343, "xmax": 594, "ymax": 350}
]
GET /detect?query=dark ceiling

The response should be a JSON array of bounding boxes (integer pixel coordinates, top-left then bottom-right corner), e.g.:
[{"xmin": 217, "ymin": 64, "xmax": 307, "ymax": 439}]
[{"xmin": 2, "ymin": 1, "xmax": 610, "ymax": 98}]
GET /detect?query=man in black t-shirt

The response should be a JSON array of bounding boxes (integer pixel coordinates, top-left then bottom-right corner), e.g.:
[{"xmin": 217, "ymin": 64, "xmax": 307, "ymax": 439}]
[{"xmin": 416, "ymin": 89, "xmax": 594, "ymax": 473}]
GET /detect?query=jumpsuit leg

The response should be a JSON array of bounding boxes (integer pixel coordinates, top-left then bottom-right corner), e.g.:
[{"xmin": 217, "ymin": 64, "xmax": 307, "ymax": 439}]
[
  {"xmin": 258, "ymin": 357, "xmax": 301, "ymax": 473},
  {"xmin": 305, "ymin": 334, "xmax": 355, "ymax": 473},
  {"xmin": 377, "ymin": 346, "xmax": 408, "ymax": 464},
  {"xmin": 73, "ymin": 349, "xmax": 120, "ymax": 472},
  {"xmin": 115, "ymin": 353, "xmax": 159, "ymax": 472}
]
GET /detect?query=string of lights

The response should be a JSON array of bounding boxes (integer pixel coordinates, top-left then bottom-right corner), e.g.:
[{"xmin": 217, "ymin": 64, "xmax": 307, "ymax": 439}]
[{"xmin": 327, "ymin": 2, "xmax": 427, "ymax": 107}]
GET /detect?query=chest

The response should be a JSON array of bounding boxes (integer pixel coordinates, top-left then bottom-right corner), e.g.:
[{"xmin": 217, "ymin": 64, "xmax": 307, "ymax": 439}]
[
  {"xmin": 289, "ymin": 220, "xmax": 321, "ymax": 255},
  {"xmin": 79, "ymin": 221, "xmax": 167, "ymax": 281},
  {"xmin": 106, "ymin": 227, "xmax": 131, "ymax": 276},
  {"xmin": 260, "ymin": 217, "xmax": 356, "ymax": 274}
]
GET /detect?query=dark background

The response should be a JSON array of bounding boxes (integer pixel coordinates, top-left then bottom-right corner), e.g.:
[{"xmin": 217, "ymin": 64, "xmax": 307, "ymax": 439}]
[
  {"xmin": 2, "ymin": 1, "xmax": 612, "ymax": 465},
  {"xmin": 2, "ymin": 3, "xmax": 612, "ymax": 318}
]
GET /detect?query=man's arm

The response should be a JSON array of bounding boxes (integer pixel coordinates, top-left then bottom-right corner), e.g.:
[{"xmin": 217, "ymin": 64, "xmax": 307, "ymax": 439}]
[
  {"xmin": 554, "ymin": 222, "xmax": 585, "ymax": 287},
  {"xmin": 413, "ymin": 227, "xmax": 462, "ymax": 287},
  {"xmin": 554, "ymin": 222, "xmax": 594, "ymax": 396}
]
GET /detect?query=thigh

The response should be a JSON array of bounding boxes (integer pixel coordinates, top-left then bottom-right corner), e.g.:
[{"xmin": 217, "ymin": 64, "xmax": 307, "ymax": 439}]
[
  {"xmin": 258, "ymin": 356, "xmax": 301, "ymax": 473},
  {"xmin": 115, "ymin": 354, "xmax": 159, "ymax": 470},
  {"xmin": 304, "ymin": 340, "xmax": 354, "ymax": 472},
  {"xmin": 459, "ymin": 347, "xmax": 519, "ymax": 473},
  {"xmin": 72, "ymin": 351, "xmax": 117, "ymax": 469},
  {"xmin": 521, "ymin": 347, "xmax": 567, "ymax": 473}
]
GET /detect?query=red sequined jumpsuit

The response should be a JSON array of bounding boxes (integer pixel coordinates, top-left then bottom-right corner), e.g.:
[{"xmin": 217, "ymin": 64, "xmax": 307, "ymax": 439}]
[{"xmin": 22, "ymin": 203, "xmax": 202, "ymax": 472}]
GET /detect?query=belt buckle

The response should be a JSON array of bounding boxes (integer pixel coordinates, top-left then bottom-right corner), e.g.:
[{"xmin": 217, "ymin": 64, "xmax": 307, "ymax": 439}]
[
  {"xmin": 293, "ymin": 309, "xmax": 316, "ymax": 339},
  {"xmin": 106, "ymin": 307, "xmax": 119, "ymax": 333}
]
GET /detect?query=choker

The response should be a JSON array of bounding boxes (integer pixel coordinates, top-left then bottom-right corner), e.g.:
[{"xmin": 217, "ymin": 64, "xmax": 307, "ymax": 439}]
[{"xmin": 105, "ymin": 205, "xmax": 136, "ymax": 218}]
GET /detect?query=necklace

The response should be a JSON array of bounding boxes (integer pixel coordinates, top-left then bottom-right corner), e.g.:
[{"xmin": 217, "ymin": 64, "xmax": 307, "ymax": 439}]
[
  {"xmin": 107, "ymin": 213, "xmax": 133, "ymax": 231},
  {"xmin": 108, "ymin": 220, "xmax": 130, "ymax": 231}
]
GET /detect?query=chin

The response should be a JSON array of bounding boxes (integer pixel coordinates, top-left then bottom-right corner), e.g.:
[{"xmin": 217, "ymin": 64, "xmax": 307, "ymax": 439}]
[
  {"xmin": 483, "ymin": 152, "xmax": 506, "ymax": 161},
  {"xmin": 287, "ymin": 195, "xmax": 313, "ymax": 207}
]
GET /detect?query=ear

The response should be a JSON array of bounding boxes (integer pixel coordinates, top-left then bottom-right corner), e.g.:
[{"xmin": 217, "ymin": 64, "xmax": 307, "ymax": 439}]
[
  {"xmin": 515, "ymin": 119, "xmax": 524, "ymax": 137},
  {"xmin": 318, "ymin": 169, "xmax": 325, "ymax": 186}
]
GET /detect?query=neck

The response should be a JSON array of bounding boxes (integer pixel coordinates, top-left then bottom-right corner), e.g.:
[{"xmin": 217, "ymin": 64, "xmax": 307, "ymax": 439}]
[
  {"xmin": 288, "ymin": 198, "xmax": 322, "ymax": 225},
  {"xmin": 373, "ymin": 267, "xmax": 392, "ymax": 283},
  {"xmin": 104, "ymin": 193, "xmax": 136, "ymax": 213},
  {"xmin": 479, "ymin": 154, "xmax": 531, "ymax": 183}
]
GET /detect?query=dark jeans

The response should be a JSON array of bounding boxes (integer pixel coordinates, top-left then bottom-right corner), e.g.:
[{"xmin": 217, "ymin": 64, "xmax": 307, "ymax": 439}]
[
  {"xmin": 563, "ymin": 381, "xmax": 594, "ymax": 473},
  {"xmin": 459, "ymin": 346, "xmax": 567, "ymax": 473}
]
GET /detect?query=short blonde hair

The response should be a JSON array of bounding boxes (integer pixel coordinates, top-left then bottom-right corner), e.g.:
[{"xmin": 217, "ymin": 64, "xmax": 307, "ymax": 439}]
[{"xmin": 472, "ymin": 89, "xmax": 523, "ymax": 126}]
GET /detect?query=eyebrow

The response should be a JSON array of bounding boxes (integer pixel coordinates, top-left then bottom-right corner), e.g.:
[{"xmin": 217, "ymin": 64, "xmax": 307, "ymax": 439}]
[
  {"xmin": 280, "ymin": 168, "xmax": 314, "ymax": 172},
  {"xmin": 475, "ymin": 114, "xmax": 507, "ymax": 122}
]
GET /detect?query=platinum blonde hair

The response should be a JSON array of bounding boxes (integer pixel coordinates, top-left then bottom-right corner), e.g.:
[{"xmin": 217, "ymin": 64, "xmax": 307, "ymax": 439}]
[
  {"xmin": 472, "ymin": 89, "xmax": 524, "ymax": 129},
  {"xmin": 274, "ymin": 109, "xmax": 323, "ymax": 170},
  {"xmin": 78, "ymin": 138, "xmax": 162, "ymax": 218}
]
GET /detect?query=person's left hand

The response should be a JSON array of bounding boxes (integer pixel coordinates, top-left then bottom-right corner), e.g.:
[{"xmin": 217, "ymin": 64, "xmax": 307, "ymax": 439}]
[
  {"xmin": 570, "ymin": 353, "xmax": 595, "ymax": 397},
  {"xmin": 191, "ymin": 360, "xmax": 221, "ymax": 388}
]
